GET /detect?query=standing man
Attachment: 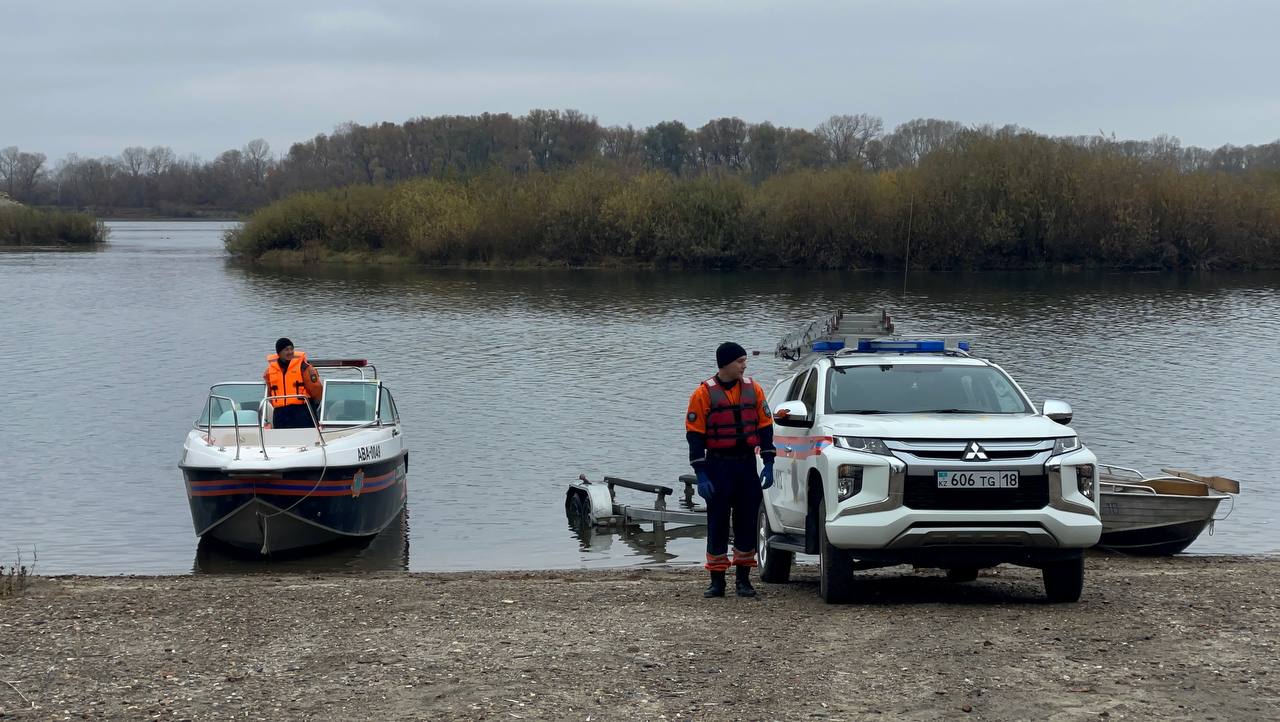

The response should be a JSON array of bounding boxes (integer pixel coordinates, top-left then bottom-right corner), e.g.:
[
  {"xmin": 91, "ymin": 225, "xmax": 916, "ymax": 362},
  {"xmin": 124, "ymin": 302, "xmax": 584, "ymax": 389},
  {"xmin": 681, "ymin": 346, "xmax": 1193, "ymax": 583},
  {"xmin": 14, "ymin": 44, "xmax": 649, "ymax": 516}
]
[
  {"xmin": 686, "ymin": 342, "xmax": 776, "ymax": 598},
  {"xmin": 263, "ymin": 338, "xmax": 324, "ymax": 429}
]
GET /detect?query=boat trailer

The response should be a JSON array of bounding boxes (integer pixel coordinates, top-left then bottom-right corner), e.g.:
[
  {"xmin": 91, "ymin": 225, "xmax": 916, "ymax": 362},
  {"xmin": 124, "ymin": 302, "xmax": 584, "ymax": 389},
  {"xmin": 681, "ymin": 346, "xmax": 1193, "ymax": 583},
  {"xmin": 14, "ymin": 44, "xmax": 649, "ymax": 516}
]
[{"xmin": 566, "ymin": 474, "xmax": 708, "ymax": 527}]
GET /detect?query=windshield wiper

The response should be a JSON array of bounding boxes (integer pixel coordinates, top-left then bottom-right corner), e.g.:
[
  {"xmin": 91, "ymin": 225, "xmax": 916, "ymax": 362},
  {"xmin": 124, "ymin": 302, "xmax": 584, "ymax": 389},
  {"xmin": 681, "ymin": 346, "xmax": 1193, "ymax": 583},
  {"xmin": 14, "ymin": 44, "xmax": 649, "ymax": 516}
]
[
  {"xmin": 837, "ymin": 409, "xmax": 890, "ymax": 414},
  {"xmin": 920, "ymin": 409, "xmax": 986, "ymax": 414}
]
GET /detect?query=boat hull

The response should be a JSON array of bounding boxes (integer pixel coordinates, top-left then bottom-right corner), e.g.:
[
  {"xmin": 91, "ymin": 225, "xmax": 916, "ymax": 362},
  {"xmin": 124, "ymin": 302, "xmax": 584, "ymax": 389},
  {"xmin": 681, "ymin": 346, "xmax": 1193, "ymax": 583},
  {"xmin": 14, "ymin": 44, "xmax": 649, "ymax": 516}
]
[
  {"xmin": 1098, "ymin": 491, "xmax": 1226, "ymax": 556},
  {"xmin": 182, "ymin": 453, "xmax": 408, "ymax": 554}
]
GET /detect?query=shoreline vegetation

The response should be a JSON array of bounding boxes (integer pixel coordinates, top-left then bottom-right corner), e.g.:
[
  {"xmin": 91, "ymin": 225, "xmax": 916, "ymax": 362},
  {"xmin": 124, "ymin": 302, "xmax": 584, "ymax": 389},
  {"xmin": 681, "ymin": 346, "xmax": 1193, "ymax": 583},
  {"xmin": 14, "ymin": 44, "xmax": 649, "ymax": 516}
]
[
  {"xmin": 0, "ymin": 203, "xmax": 107, "ymax": 246},
  {"xmin": 226, "ymin": 131, "xmax": 1280, "ymax": 271},
  {"xmin": 7, "ymin": 112, "xmax": 1279, "ymax": 268}
]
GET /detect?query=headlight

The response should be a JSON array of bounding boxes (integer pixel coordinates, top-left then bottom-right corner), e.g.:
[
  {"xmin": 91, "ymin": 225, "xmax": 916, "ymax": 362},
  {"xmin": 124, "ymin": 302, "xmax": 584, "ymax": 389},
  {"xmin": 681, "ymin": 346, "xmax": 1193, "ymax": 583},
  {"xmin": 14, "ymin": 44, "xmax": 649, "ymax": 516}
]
[
  {"xmin": 1053, "ymin": 436, "xmax": 1081, "ymax": 455},
  {"xmin": 832, "ymin": 437, "xmax": 894, "ymax": 456},
  {"xmin": 1076, "ymin": 463, "xmax": 1096, "ymax": 499},
  {"xmin": 837, "ymin": 465, "xmax": 864, "ymax": 501}
]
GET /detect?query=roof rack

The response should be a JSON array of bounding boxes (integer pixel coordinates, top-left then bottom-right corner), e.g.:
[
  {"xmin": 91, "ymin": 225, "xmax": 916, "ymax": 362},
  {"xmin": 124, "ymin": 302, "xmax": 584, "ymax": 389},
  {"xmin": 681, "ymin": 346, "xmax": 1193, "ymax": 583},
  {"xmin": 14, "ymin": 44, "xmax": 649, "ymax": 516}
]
[
  {"xmin": 775, "ymin": 309, "xmax": 895, "ymax": 361},
  {"xmin": 776, "ymin": 310, "xmax": 975, "ymax": 366}
]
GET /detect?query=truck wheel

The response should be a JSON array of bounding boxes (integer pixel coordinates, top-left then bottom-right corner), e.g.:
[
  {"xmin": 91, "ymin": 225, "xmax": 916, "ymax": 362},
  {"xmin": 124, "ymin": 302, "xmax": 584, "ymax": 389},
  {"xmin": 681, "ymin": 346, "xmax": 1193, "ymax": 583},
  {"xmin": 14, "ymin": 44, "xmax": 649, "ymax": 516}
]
[
  {"xmin": 817, "ymin": 499, "xmax": 854, "ymax": 603},
  {"xmin": 1043, "ymin": 557, "xmax": 1085, "ymax": 602},
  {"xmin": 758, "ymin": 506, "xmax": 792, "ymax": 584},
  {"xmin": 946, "ymin": 567, "xmax": 979, "ymax": 583}
]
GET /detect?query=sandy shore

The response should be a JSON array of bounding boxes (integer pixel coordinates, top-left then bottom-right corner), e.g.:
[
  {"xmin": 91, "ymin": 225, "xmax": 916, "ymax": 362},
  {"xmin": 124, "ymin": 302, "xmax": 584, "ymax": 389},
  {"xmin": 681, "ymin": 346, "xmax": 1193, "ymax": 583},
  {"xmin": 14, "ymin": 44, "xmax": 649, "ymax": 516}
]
[{"xmin": 2, "ymin": 556, "xmax": 1278, "ymax": 720}]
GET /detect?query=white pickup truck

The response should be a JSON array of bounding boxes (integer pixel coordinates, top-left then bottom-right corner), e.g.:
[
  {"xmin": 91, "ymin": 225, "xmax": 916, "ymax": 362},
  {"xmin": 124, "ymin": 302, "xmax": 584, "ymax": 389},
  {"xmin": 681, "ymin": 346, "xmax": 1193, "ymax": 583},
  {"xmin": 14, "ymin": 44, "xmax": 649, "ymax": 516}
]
[{"xmin": 758, "ymin": 325, "xmax": 1101, "ymax": 603}]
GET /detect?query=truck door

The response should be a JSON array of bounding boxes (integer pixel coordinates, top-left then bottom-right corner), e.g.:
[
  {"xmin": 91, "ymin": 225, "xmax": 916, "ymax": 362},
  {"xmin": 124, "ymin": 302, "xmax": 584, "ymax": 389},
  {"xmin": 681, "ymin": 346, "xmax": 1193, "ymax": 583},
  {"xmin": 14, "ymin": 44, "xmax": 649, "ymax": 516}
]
[{"xmin": 773, "ymin": 368, "xmax": 818, "ymax": 530}]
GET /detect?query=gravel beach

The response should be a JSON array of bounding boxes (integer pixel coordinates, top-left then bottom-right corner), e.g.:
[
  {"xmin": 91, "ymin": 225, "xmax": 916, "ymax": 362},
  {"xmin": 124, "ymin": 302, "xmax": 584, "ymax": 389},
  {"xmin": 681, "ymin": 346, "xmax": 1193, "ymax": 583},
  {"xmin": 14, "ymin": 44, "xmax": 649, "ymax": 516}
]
[{"xmin": 2, "ymin": 555, "xmax": 1278, "ymax": 720}]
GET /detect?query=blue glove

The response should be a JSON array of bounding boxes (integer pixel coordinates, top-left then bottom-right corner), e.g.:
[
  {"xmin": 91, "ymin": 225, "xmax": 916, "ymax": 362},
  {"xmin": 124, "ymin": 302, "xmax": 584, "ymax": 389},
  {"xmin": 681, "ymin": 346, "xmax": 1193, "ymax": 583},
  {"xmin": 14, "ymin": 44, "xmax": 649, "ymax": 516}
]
[
  {"xmin": 695, "ymin": 468, "xmax": 714, "ymax": 501},
  {"xmin": 760, "ymin": 462, "xmax": 775, "ymax": 490}
]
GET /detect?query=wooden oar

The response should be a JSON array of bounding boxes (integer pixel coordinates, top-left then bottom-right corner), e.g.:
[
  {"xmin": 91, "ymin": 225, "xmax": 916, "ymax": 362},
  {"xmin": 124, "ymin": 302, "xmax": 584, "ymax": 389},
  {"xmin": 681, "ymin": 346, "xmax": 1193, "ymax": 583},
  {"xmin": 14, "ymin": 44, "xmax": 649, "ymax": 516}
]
[{"xmin": 1160, "ymin": 468, "xmax": 1241, "ymax": 494}]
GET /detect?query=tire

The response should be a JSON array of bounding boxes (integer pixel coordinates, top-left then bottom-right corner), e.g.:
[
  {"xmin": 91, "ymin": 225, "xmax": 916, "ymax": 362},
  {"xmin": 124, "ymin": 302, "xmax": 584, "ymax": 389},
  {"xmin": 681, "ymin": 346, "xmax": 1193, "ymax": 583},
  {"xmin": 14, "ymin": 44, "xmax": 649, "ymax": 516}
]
[
  {"xmin": 564, "ymin": 490, "xmax": 590, "ymax": 527},
  {"xmin": 817, "ymin": 499, "xmax": 855, "ymax": 603},
  {"xmin": 758, "ymin": 506, "xmax": 793, "ymax": 584},
  {"xmin": 1043, "ymin": 556, "xmax": 1085, "ymax": 603},
  {"xmin": 946, "ymin": 567, "xmax": 980, "ymax": 583}
]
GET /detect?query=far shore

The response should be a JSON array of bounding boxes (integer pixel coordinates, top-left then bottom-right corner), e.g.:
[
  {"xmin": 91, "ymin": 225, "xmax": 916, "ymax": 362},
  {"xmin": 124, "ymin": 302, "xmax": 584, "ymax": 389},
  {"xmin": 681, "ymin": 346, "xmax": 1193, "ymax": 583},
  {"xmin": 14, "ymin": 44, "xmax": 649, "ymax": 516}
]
[{"xmin": 2, "ymin": 555, "xmax": 1277, "ymax": 720}]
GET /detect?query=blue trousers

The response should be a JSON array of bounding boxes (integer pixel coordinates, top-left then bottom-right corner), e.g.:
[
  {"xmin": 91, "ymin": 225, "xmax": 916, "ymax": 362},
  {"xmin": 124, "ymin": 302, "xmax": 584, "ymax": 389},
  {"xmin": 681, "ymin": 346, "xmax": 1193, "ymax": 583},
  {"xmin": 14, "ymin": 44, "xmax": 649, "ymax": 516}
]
[{"xmin": 704, "ymin": 456, "xmax": 762, "ymax": 571}]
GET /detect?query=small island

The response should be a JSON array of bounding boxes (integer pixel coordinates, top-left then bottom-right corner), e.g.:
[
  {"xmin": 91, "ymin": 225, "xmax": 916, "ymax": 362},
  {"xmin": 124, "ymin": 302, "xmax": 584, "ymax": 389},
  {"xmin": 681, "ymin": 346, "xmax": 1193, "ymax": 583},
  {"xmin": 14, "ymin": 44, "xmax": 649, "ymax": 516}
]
[{"xmin": 0, "ymin": 194, "xmax": 107, "ymax": 246}]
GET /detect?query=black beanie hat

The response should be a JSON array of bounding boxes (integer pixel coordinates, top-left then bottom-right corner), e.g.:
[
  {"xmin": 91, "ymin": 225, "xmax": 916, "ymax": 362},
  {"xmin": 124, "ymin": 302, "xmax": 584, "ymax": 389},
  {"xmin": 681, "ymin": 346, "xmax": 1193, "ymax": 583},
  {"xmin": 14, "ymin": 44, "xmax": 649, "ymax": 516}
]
[
  {"xmin": 716, "ymin": 341, "xmax": 747, "ymax": 368},
  {"xmin": 275, "ymin": 337, "xmax": 294, "ymax": 354}
]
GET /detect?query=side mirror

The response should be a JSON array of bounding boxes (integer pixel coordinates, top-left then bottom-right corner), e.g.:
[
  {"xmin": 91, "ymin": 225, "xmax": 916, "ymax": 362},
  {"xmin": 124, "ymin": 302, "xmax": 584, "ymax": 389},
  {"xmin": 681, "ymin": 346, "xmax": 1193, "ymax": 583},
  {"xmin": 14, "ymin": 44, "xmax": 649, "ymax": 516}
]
[
  {"xmin": 1042, "ymin": 399, "xmax": 1073, "ymax": 425},
  {"xmin": 773, "ymin": 400, "xmax": 812, "ymax": 428}
]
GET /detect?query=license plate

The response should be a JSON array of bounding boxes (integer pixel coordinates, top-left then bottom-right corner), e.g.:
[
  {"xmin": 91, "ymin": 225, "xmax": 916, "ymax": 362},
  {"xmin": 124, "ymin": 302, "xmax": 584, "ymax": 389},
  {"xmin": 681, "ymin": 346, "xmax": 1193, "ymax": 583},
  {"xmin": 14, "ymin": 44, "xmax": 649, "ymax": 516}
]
[{"xmin": 936, "ymin": 470, "xmax": 1019, "ymax": 489}]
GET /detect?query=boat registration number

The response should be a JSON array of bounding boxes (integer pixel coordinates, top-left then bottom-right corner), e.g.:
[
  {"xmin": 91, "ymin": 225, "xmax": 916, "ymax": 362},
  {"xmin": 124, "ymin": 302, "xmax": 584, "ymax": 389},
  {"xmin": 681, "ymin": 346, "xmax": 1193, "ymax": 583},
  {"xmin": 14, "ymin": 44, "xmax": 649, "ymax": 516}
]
[
  {"xmin": 936, "ymin": 470, "xmax": 1019, "ymax": 488},
  {"xmin": 358, "ymin": 444, "xmax": 382, "ymax": 461}
]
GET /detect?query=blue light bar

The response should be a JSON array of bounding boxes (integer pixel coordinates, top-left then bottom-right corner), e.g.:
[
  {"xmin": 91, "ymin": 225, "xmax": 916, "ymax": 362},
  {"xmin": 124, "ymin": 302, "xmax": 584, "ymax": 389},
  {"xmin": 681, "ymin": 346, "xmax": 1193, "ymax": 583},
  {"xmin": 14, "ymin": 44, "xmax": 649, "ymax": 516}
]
[
  {"xmin": 854, "ymin": 339, "xmax": 969, "ymax": 353},
  {"xmin": 812, "ymin": 340, "xmax": 845, "ymax": 352}
]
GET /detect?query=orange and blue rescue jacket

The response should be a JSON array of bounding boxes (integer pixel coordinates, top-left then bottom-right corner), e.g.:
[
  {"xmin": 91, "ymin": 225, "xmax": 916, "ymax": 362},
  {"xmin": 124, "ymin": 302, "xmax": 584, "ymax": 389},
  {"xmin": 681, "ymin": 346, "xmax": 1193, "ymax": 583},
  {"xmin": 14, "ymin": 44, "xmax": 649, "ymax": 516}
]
[{"xmin": 686, "ymin": 376, "xmax": 776, "ymax": 465}]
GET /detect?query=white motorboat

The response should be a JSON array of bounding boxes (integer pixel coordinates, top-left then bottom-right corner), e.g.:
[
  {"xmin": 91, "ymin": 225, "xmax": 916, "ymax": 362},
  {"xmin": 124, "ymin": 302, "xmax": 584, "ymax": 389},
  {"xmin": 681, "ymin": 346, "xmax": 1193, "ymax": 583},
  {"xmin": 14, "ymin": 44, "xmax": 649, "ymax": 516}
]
[{"xmin": 179, "ymin": 359, "xmax": 408, "ymax": 554}]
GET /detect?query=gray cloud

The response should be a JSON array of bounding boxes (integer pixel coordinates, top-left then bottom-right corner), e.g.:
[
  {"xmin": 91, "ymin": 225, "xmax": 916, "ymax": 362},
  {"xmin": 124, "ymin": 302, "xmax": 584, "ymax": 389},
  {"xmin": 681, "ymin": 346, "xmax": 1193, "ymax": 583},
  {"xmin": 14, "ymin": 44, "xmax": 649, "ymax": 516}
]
[{"xmin": 3, "ymin": 0, "xmax": 1277, "ymax": 160}]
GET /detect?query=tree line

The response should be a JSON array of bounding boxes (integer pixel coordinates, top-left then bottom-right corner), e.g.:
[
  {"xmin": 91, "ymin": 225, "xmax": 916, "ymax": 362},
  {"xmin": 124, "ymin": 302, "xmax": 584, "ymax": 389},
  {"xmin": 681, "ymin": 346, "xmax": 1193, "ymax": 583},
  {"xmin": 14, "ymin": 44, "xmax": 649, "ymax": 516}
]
[
  {"xmin": 4, "ymin": 110, "xmax": 1280, "ymax": 214},
  {"xmin": 225, "ymin": 129, "xmax": 1280, "ymax": 271}
]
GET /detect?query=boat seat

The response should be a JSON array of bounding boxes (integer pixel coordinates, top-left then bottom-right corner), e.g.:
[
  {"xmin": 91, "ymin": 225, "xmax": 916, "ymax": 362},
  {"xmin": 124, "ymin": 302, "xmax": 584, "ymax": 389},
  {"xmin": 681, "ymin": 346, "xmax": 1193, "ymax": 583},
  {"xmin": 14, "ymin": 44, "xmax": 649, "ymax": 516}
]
[
  {"xmin": 213, "ymin": 409, "xmax": 259, "ymax": 425},
  {"xmin": 325, "ymin": 399, "xmax": 369, "ymax": 422}
]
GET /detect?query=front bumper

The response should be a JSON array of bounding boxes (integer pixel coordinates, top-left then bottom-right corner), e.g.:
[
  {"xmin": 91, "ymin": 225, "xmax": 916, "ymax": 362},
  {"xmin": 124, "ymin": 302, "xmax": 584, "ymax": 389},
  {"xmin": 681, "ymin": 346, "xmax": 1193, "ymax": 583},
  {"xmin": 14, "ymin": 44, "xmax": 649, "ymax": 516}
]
[{"xmin": 817, "ymin": 444, "xmax": 1102, "ymax": 550}]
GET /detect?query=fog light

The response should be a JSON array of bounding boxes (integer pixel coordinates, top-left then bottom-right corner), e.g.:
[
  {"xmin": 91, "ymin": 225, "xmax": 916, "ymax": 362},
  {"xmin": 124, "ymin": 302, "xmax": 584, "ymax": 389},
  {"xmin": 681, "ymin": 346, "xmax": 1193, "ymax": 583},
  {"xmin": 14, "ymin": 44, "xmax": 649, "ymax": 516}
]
[
  {"xmin": 1076, "ymin": 464, "xmax": 1096, "ymax": 499},
  {"xmin": 837, "ymin": 465, "xmax": 864, "ymax": 501}
]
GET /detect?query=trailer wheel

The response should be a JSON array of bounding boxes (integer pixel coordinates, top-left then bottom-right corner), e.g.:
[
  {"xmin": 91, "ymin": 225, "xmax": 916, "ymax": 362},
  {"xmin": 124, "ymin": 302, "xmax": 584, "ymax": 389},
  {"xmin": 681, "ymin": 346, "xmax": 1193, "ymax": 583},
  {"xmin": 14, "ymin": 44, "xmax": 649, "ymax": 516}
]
[
  {"xmin": 757, "ymin": 506, "xmax": 792, "ymax": 584},
  {"xmin": 565, "ymin": 488, "xmax": 592, "ymax": 527}
]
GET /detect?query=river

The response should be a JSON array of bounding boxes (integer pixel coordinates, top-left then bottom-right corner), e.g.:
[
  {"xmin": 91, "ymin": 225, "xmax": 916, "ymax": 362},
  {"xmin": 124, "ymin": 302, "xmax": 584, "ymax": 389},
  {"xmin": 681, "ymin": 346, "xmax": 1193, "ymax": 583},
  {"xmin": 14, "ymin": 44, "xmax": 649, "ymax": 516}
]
[{"xmin": 1, "ymin": 221, "xmax": 1276, "ymax": 574}]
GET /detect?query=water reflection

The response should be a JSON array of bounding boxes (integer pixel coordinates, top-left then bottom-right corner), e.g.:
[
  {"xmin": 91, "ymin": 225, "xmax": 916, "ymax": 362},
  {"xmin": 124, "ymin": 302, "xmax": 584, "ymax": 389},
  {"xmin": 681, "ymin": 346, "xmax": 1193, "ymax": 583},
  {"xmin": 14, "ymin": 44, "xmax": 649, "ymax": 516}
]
[{"xmin": 193, "ymin": 508, "xmax": 410, "ymax": 574}]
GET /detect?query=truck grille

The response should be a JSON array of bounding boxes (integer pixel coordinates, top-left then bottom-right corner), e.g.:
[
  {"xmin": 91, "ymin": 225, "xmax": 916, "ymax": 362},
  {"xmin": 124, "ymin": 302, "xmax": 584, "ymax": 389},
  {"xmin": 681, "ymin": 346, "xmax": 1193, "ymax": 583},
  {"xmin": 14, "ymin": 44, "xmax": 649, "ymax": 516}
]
[{"xmin": 903, "ymin": 474, "xmax": 1050, "ymax": 510}]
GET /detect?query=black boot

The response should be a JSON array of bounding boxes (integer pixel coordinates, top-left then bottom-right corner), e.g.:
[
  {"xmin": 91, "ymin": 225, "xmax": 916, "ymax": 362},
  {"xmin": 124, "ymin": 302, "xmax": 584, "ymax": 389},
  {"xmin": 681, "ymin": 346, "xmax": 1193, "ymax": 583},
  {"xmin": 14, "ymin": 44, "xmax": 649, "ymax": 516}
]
[
  {"xmin": 735, "ymin": 566, "xmax": 756, "ymax": 597},
  {"xmin": 703, "ymin": 571, "xmax": 726, "ymax": 598}
]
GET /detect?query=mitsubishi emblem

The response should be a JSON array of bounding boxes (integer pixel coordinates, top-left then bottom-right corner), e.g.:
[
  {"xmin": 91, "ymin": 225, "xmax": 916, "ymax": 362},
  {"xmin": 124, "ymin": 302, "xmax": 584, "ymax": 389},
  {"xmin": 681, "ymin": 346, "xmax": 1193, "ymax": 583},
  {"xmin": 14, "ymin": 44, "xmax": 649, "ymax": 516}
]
[{"xmin": 962, "ymin": 441, "xmax": 989, "ymax": 461}]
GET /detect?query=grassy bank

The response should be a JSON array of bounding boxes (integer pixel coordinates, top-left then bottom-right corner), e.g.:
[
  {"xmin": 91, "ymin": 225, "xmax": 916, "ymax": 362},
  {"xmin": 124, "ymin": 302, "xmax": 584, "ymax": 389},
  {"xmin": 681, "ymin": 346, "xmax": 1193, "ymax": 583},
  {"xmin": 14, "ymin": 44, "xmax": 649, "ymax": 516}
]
[
  {"xmin": 0, "ymin": 205, "xmax": 107, "ymax": 246},
  {"xmin": 226, "ymin": 132, "xmax": 1280, "ymax": 271}
]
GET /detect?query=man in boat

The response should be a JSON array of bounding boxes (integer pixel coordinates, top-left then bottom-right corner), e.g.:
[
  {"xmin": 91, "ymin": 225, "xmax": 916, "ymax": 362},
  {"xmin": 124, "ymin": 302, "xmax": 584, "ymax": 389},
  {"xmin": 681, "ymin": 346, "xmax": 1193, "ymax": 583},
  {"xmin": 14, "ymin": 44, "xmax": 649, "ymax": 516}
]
[
  {"xmin": 685, "ymin": 342, "xmax": 776, "ymax": 598},
  {"xmin": 263, "ymin": 338, "xmax": 324, "ymax": 429}
]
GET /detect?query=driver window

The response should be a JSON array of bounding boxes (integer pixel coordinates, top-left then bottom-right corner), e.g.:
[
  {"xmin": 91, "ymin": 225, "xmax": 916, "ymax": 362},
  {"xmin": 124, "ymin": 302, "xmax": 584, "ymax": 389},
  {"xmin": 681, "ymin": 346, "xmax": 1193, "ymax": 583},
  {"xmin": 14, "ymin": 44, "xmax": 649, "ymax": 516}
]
[
  {"xmin": 784, "ymin": 372, "xmax": 807, "ymax": 402},
  {"xmin": 800, "ymin": 369, "xmax": 819, "ymax": 414}
]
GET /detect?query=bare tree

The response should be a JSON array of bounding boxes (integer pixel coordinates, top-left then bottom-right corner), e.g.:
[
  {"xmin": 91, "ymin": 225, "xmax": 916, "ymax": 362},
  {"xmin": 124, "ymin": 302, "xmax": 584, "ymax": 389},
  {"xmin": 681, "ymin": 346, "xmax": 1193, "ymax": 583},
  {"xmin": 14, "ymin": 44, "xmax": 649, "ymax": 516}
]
[
  {"xmin": 815, "ymin": 114, "xmax": 884, "ymax": 166},
  {"xmin": 243, "ymin": 139, "xmax": 272, "ymax": 184},
  {"xmin": 0, "ymin": 147, "xmax": 48, "ymax": 201},
  {"xmin": 883, "ymin": 118, "xmax": 964, "ymax": 167},
  {"xmin": 146, "ymin": 146, "xmax": 176, "ymax": 176},
  {"xmin": 120, "ymin": 146, "xmax": 148, "ymax": 177},
  {"xmin": 0, "ymin": 146, "xmax": 19, "ymax": 196},
  {"xmin": 13, "ymin": 151, "xmax": 46, "ymax": 199}
]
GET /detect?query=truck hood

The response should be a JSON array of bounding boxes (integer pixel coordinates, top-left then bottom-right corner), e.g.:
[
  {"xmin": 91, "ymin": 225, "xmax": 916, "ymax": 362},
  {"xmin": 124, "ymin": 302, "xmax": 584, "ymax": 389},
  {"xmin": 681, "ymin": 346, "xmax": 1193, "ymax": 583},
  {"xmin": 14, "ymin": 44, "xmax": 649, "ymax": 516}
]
[{"xmin": 822, "ymin": 413, "xmax": 1074, "ymax": 440}]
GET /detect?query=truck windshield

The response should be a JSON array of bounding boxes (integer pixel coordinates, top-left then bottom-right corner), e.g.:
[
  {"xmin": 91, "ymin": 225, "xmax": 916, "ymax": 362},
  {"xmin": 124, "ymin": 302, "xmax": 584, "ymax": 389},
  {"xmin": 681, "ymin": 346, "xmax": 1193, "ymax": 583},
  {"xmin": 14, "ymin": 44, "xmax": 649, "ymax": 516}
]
[{"xmin": 826, "ymin": 364, "xmax": 1031, "ymax": 414}]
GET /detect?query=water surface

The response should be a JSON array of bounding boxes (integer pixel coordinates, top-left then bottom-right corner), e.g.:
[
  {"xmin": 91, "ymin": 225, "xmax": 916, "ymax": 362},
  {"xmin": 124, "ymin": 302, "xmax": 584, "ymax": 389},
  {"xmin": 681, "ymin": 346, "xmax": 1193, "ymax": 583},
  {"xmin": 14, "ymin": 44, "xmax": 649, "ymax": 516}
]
[{"xmin": 1, "ymin": 221, "xmax": 1276, "ymax": 573}]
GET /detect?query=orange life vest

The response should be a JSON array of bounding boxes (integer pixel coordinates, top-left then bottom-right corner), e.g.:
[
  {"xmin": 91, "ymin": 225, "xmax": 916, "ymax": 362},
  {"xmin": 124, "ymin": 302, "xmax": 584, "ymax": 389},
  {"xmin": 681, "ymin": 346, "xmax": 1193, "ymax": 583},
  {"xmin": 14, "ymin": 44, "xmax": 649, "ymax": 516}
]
[
  {"xmin": 264, "ymin": 352, "xmax": 312, "ymax": 408},
  {"xmin": 704, "ymin": 376, "xmax": 761, "ymax": 451}
]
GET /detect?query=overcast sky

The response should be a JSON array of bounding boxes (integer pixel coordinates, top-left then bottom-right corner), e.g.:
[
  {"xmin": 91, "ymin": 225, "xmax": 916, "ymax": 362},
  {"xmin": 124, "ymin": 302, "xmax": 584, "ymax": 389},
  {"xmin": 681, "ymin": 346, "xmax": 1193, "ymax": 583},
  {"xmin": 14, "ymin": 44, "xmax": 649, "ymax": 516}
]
[{"xmin": 3, "ymin": 0, "xmax": 1277, "ymax": 161}]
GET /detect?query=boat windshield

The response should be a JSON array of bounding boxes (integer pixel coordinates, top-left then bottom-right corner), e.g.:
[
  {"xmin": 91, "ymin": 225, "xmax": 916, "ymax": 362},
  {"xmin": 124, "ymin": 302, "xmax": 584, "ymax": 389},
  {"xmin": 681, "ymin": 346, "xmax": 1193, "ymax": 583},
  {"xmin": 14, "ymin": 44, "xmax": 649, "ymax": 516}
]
[
  {"xmin": 321, "ymin": 380, "xmax": 379, "ymax": 425},
  {"xmin": 198, "ymin": 383, "xmax": 266, "ymax": 426},
  {"xmin": 826, "ymin": 364, "xmax": 1032, "ymax": 414}
]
